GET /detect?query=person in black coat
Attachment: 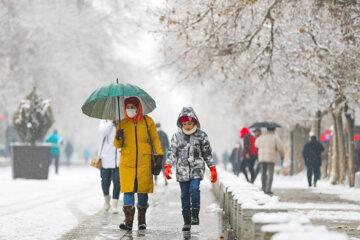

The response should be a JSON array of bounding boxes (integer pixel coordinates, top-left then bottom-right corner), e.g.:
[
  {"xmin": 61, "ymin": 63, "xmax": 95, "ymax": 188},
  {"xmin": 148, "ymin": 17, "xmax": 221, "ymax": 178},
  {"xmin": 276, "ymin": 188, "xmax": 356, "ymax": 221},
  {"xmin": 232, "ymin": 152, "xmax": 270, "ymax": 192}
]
[
  {"xmin": 302, "ymin": 136, "xmax": 325, "ymax": 187},
  {"xmin": 229, "ymin": 142, "xmax": 247, "ymax": 179},
  {"xmin": 155, "ymin": 122, "xmax": 170, "ymax": 185}
]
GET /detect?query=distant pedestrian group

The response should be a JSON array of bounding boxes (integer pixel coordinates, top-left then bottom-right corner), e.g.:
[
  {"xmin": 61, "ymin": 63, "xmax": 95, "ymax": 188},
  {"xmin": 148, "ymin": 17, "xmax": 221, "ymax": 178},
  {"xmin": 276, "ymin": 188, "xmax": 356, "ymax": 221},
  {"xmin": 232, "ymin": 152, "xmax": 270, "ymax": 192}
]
[{"xmin": 226, "ymin": 125, "xmax": 284, "ymax": 195}]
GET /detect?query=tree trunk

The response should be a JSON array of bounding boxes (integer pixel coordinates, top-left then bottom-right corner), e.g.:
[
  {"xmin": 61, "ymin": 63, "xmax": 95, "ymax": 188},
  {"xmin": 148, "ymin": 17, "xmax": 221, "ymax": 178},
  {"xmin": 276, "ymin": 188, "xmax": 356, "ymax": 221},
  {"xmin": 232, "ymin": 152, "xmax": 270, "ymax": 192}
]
[
  {"xmin": 311, "ymin": 117, "xmax": 317, "ymax": 137},
  {"xmin": 345, "ymin": 107, "xmax": 355, "ymax": 187},
  {"xmin": 330, "ymin": 112, "xmax": 339, "ymax": 185},
  {"xmin": 335, "ymin": 110, "xmax": 347, "ymax": 184},
  {"xmin": 321, "ymin": 143, "xmax": 328, "ymax": 178},
  {"xmin": 327, "ymin": 137, "xmax": 333, "ymax": 178}
]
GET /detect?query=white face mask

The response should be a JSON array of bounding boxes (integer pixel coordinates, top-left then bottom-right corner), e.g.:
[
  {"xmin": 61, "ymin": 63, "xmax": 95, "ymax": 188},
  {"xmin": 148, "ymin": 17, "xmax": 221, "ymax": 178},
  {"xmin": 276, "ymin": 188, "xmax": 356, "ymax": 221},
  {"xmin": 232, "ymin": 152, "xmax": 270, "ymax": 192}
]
[{"xmin": 126, "ymin": 109, "xmax": 137, "ymax": 118}]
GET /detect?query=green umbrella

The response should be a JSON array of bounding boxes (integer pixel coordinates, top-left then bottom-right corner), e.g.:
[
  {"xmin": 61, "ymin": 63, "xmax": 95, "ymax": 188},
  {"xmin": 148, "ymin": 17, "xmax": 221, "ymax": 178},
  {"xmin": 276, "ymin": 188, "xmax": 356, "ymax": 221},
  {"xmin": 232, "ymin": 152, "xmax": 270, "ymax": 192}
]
[{"xmin": 81, "ymin": 83, "xmax": 156, "ymax": 122}]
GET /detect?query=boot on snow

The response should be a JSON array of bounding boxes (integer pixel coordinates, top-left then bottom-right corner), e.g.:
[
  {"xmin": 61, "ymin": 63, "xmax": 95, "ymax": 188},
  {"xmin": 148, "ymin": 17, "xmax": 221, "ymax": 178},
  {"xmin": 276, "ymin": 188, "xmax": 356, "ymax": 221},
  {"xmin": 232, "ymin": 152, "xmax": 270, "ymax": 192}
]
[
  {"xmin": 119, "ymin": 206, "xmax": 135, "ymax": 230},
  {"xmin": 104, "ymin": 195, "xmax": 111, "ymax": 211},
  {"xmin": 191, "ymin": 208, "xmax": 200, "ymax": 225},
  {"xmin": 109, "ymin": 199, "xmax": 119, "ymax": 214},
  {"xmin": 182, "ymin": 214, "xmax": 191, "ymax": 231},
  {"xmin": 137, "ymin": 204, "xmax": 149, "ymax": 230}
]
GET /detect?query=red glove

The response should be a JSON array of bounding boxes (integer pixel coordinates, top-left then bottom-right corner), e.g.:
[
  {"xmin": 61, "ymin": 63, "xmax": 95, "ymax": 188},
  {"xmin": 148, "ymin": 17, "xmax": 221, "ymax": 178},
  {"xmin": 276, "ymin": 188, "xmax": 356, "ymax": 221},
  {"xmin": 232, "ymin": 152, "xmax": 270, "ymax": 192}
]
[
  {"xmin": 164, "ymin": 164, "xmax": 172, "ymax": 180},
  {"xmin": 210, "ymin": 166, "xmax": 217, "ymax": 183}
]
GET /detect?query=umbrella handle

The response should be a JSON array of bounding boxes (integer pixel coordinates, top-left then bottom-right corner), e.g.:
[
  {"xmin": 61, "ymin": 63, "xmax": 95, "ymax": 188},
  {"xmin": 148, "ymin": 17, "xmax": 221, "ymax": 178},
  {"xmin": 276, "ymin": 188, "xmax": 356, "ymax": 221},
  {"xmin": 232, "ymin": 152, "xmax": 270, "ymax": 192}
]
[{"xmin": 116, "ymin": 79, "xmax": 121, "ymax": 128}]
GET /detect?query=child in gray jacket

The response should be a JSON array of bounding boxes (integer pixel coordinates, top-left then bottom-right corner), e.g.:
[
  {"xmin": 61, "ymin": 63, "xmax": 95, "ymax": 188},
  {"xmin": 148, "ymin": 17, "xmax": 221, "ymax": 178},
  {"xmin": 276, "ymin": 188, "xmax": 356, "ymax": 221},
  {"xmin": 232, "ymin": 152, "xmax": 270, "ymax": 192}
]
[{"xmin": 164, "ymin": 107, "xmax": 218, "ymax": 231}]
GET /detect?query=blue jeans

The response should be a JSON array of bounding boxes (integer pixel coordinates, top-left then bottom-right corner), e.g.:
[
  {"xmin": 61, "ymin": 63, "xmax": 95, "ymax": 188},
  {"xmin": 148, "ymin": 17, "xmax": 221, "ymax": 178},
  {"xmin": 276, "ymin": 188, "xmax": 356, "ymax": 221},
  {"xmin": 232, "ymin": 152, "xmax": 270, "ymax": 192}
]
[
  {"xmin": 179, "ymin": 179, "xmax": 201, "ymax": 216},
  {"xmin": 307, "ymin": 167, "xmax": 320, "ymax": 186},
  {"xmin": 123, "ymin": 179, "xmax": 148, "ymax": 207},
  {"xmin": 100, "ymin": 168, "xmax": 120, "ymax": 199}
]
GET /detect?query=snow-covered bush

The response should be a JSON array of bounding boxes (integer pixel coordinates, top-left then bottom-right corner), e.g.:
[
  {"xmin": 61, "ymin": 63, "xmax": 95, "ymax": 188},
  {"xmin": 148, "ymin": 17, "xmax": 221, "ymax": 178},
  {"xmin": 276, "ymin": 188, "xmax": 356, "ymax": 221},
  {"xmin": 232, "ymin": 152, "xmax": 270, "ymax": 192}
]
[{"xmin": 12, "ymin": 87, "xmax": 54, "ymax": 144}]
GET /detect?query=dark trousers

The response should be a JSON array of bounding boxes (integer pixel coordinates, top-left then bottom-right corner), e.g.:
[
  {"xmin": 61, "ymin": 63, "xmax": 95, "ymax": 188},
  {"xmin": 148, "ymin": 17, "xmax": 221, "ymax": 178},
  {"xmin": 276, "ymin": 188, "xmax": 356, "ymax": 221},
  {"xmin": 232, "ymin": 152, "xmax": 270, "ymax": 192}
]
[
  {"xmin": 307, "ymin": 167, "xmax": 320, "ymax": 187},
  {"xmin": 50, "ymin": 155, "xmax": 59, "ymax": 174},
  {"xmin": 260, "ymin": 162, "xmax": 275, "ymax": 193},
  {"xmin": 240, "ymin": 159, "xmax": 249, "ymax": 181},
  {"xmin": 241, "ymin": 156, "xmax": 256, "ymax": 182},
  {"xmin": 100, "ymin": 167, "xmax": 121, "ymax": 199},
  {"xmin": 179, "ymin": 179, "xmax": 201, "ymax": 216}
]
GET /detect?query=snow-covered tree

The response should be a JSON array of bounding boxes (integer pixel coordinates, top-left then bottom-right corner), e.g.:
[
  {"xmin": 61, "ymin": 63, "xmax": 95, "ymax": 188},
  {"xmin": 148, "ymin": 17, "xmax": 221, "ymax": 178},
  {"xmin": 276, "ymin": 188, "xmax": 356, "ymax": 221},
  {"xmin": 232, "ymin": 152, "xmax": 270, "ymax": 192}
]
[
  {"xmin": 157, "ymin": 0, "xmax": 360, "ymax": 185},
  {"xmin": 13, "ymin": 87, "xmax": 54, "ymax": 144},
  {"xmin": 0, "ymin": 0, "xmax": 149, "ymax": 152}
]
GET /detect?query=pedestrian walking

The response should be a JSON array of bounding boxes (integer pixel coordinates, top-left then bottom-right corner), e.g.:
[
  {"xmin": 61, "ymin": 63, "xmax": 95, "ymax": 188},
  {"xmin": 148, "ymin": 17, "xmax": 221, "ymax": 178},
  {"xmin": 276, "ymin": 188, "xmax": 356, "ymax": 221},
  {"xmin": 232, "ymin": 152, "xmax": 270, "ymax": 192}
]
[
  {"xmin": 255, "ymin": 127, "xmax": 284, "ymax": 195},
  {"xmin": 229, "ymin": 142, "xmax": 246, "ymax": 178},
  {"xmin": 98, "ymin": 120, "xmax": 121, "ymax": 213},
  {"xmin": 83, "ymin": 148, "xmax": 91, "ymax": 165},
  {"xmin": 154, "ymin": 122, "xmax": 169, "ymax": 186},
  {"xmin": 240, "ymin": 127, "xmax": 258, "ymax": 183},
  {"xmin": 213, "ymin": 152, "xmax": 219, "ymax": 166},
  {"xmin": 302, "ymin": 135, "xmax": 324, "ymax": 187},
  {"xmin": 253, "ymin": 128, "xmax": 262, "ymax": 181},
  {"xmin": 355, "ymin": 144, "xmax": 360, "ymax": 172},
  {"xmin": 64, "ymin": 141, "xmax": 73, "ymax": 166},
  {"xmin": 164, "ymin": 107, "xmax": 218, "ymax": 231},
  {"xmin": 114, "ymin": 97, "xmax": 163, "ymax": 231},
  {"xmin": 46, "ymin": 129, "xmax": 63, "ymax": 174},
  {"xmin": 222, "ymin": 150, "xmax": 230, "ymax": 170}
]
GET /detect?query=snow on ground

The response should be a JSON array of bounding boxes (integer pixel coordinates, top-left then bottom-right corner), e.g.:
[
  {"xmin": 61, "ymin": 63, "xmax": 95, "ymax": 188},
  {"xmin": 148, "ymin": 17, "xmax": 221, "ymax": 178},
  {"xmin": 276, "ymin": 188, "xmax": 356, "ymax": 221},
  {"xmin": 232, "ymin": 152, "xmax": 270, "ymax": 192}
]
[
  {"xmin": 302, "ymin": 210, "xmax": 360, "ymax": 221},
  {"xmin": 1, "ymin": 164, "xmax": 360, "ymax": 239},
  {"xmin": 0, "ymin": 166, "xmax": 104, "ymax": 240},
  {"xmin": 252, "ymin": 169, "xmax": 360, "ymax": 204},
  {"xmin": 221, "ymin": 167, "xmax": 360, "ymax": 223}
]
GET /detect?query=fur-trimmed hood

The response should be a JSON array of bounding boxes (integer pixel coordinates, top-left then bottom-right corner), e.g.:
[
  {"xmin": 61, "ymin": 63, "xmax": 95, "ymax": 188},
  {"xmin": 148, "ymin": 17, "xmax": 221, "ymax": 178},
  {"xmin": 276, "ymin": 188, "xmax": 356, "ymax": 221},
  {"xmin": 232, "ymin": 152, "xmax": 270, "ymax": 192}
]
[{"xmin": 177, "ymin": 107, "xmax": 201, "ymax": 129}]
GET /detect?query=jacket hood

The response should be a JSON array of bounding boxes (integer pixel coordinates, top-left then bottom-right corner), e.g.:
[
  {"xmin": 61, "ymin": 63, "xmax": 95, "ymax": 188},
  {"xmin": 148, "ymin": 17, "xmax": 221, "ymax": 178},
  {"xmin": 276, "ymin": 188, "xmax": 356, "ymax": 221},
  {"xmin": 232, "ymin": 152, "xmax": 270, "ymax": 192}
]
[
  {"xmin": 240, "ymin": 127, "xmax": 250, "ymax": 139},
  {"xmin": 177, "ymin": 107, "xmax": 201, "ymax": 129}
]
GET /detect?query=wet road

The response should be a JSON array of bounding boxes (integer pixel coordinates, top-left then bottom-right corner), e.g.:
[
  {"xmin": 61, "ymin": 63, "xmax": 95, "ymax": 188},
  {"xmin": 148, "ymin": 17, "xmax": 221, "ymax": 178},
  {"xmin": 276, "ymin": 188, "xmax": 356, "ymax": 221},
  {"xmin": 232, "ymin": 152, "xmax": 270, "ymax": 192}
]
[{"xmin": 60, "ymin": 177, "xmax": 228, "ymax": 240}]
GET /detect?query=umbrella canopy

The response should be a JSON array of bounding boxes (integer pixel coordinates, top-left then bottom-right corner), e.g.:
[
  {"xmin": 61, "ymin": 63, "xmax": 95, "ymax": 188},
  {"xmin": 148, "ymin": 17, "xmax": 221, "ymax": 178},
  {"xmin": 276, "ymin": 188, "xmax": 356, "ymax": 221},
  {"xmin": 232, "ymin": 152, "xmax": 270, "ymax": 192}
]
[
  {"xmin": 249, "ymin": 121, "xmax": 281, "ymax": 129},
  {"xmin": 266, "ymin": 122, "xmax": 281, "ymax": 129},
  {"xmin": 249, "ymin": 122, "xmax": 268, "ymax": 129},
  {"xmin": 81, "ymin": 83, "xmax": 156, "ymax": 120}
]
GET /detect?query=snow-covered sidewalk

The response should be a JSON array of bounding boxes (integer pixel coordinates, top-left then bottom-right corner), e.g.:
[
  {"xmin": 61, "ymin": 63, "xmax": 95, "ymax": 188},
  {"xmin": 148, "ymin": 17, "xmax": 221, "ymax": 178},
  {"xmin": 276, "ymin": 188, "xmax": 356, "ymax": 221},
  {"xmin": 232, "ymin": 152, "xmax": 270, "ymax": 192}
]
[
  {"xmin": 0, "ymin": 166, "xmax": 104, "ymax": 240},
  {"xmin": 253, "ymin": 171, "xmax": 360, "ymax": 239},
  {"xmin": 0, "ymin": 165, "xmax": 226, "ymax": 240}
]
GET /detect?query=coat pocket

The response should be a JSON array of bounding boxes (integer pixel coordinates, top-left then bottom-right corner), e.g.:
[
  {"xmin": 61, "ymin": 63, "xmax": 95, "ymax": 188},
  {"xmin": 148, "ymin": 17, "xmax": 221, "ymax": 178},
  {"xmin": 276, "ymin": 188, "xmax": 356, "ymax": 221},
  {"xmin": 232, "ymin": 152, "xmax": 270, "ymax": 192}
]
[
  {"xmin": 139, "ymin": 143, "xmax": 152, "ymax": 155},
  {"xmin": 121, "ymin": 147, "xmax": 132, "ymax": 155}
]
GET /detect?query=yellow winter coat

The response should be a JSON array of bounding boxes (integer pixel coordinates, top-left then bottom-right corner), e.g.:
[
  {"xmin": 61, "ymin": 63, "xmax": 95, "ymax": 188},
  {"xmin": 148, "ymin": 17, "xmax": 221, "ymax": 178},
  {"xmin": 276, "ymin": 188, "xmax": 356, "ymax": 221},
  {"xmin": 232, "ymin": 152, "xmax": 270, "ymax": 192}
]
[{"xmin": 114, "ymin": 115, "xmax": 163, "ymax": 193}]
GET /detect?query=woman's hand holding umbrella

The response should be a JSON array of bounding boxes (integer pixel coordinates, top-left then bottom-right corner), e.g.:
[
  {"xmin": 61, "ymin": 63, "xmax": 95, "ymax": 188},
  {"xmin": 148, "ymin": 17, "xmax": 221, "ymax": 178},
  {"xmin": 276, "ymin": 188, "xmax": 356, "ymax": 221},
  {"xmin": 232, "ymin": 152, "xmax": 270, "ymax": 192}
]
[{"xmin": 116, "ymin": 129, "xmax": 124, "ymax": 140}]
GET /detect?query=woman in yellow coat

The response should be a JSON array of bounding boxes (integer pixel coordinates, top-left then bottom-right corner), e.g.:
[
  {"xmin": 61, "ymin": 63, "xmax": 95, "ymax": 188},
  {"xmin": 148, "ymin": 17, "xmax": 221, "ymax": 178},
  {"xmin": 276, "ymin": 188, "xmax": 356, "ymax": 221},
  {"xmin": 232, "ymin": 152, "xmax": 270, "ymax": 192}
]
[{"xmin": 114, "ymin": 97, "xmax": 163, "ymax": 231}]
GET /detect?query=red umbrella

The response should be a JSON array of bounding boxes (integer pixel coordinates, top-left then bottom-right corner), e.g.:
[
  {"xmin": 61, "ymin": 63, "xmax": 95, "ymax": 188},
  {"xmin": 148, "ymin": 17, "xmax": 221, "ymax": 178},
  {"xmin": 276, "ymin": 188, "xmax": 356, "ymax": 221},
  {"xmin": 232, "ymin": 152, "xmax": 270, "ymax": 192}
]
[
  {"xmin": 354, "ymin": 135, "xmax": 360, "ymax": 141},
  {"xmin": 320, "ymin": 134, "xmax": 331, "ymax": 142}
]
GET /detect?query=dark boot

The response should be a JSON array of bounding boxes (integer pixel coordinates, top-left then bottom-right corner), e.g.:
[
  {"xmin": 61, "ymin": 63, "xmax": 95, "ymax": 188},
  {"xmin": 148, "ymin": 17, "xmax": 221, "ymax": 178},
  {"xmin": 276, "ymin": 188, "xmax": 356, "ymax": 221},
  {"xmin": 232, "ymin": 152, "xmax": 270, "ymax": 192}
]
[
  {"xmin": 137, "ymin": 204, "xmax": 149, "ymax": 230},
  {"xmin": 182, "ymin": 215, "xmax": 191, "ymax": 231},
  {"xmin": 119, "ymin": 205, "xmax": 135, "ymax": 230},
  {"xmin": 191, "ymin": 208, "xmax": 200, "ymax": 225}
]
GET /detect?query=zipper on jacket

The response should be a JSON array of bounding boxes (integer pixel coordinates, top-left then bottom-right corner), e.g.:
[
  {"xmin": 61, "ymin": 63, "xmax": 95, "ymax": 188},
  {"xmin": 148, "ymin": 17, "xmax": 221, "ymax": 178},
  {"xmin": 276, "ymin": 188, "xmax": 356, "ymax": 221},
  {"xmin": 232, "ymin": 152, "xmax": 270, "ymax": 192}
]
[
  {"xmin": 135, "ymin": 123, "xmax": 138, "ymax": 181},
  {"xmin": 187, "ymin": 138, "xmax": 191, "ymax": 180}
]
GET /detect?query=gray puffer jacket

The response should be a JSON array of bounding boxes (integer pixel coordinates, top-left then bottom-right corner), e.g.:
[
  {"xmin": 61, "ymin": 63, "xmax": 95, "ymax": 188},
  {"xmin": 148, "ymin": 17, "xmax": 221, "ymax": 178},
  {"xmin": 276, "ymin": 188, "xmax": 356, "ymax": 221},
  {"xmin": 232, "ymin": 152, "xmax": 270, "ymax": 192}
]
[{"xmin": 165, "ymin": 107, "xmax": 215, "ymax": 182}]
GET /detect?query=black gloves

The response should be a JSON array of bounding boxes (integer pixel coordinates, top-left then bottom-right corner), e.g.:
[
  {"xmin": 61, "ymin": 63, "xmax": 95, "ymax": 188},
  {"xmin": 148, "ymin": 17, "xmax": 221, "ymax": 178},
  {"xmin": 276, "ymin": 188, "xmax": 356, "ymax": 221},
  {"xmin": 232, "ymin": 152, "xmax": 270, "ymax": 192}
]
[{"xmin": 116, "ymin": 129, "xmax": 124, "ymax": 140}]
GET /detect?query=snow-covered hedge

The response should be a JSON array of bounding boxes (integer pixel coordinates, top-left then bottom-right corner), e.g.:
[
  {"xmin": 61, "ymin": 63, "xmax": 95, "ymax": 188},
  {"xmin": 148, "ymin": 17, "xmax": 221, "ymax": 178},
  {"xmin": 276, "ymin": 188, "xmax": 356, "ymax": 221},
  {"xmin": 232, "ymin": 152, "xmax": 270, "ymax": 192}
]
[{"xmin": 12, "ymin": 87, "xmax": 54, "ymax": 144}]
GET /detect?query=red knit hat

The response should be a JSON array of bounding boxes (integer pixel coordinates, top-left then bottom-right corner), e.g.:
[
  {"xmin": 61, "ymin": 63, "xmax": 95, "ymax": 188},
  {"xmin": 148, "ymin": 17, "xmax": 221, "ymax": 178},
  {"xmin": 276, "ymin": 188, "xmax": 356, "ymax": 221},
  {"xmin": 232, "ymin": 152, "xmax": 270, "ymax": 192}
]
[
  {"xmin": 124, "ymin": 97, "xmax": 140, "ymax": 108},
  {"xmin": 240, "ymin": 127, "xmax": 250, "ymax": 139},
  {"xmin": 180, "ymin": 116, "xmax": 196, "ymax": 124}
]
